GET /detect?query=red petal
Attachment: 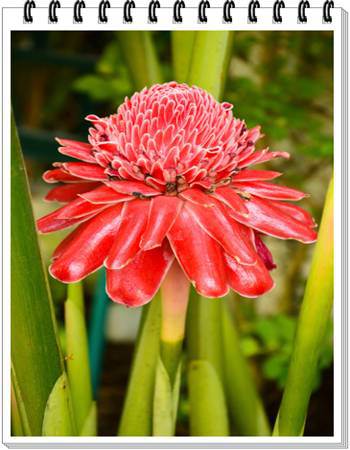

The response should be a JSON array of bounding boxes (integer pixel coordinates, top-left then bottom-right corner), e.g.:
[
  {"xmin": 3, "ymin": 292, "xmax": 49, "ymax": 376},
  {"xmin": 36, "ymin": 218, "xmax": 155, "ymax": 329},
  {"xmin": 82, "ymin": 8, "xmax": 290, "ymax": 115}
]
[
  {"xmin": 37, "ymin": 214, "xmax": 95, "ymax": 234},
  {"xmin": 233, "ymin": 181, "xmax": 307, "ymax": 201},
  {"xmin": 212, "ymin": 187, "xmax": 249, "ymax": 217},
  {"xmin": 45, "ymin": 182, "xmax": 100, "ymax": 202},
  {"xmin": 63, "ymin": 162, "xmax": 108, "ymax": 181},
  {"xmin": 185, "ymin": 200, "xmax": 257, "ymax": 265},
  {"xmin": 43, "ymin": 168, "xmax": 84, "ymax": 184},
  {"xmin": 179, "ymin": 188, "xmax": 216, "ymax": 207},
  {"xmin": 106, "ymin": 180, "xmax": 162, "ymax": 197},
  {"xmin": 79, "ymin": 184, "xmax": 133, "ymax": 204},
  {"xmin": 54, "ymin": 197, "xmax": 109, "ymax": 219},
  {"xmin": 274, "ymin": 201, "xmax": 316, "ymax": 228},
  {"xmin": 225, "ymin": 252, "xmax": 274, "ymax": 298},
  {"xmin": 226, "ymin": 196, "xmax": 317, "ymax": 243},
  {"xmin": 56, "ymin": 138, "xmax": 91, "ymax": 151},
  {"xmin": 233, "ymin": 170, "xmax": 282, "ymax": 182},
  {"xmin": 238, "ymin": 150, "xmax": 289, "ymax": 168},
  {"xmin": 106, "ymin": 242, "xmax": 174, "ymax": 307},
  {"xmin": 105, "ymin": 199, "xmax": 150, "ymax": 269},
  {"xmin": 58, "ymin": 146, "xmax": 96, "ymax": 163},
  {"xmin": 167, "ymin": 207, "xmax": 229, "ymax": 297},
  {"xmin": 50, "ymin": 206, "xmax": 123, "ymax": 283},
  {"xmin": 140, "ymin": 196, "xmax": 183, "ymax": 250}
]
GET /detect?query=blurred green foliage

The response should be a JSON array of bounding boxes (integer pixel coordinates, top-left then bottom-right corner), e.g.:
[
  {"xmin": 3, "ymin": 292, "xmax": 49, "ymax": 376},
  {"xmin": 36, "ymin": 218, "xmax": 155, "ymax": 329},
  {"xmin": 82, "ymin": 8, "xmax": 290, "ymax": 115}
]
[
  {"xmin": 227, "ymin": 32, "xmax": 333, "ymax": 161},
  {"xmin": 240, "ymin": 314, "xmax": 333, "ymax": 390},
  {"xmin": 73, "ymin": 41, "xmax": 133, "ymax": 103}
]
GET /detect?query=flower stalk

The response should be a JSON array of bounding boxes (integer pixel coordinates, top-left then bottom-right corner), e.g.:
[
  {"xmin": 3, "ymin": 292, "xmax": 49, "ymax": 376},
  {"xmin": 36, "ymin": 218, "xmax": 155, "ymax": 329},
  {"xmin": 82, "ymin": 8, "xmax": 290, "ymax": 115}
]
[
  {"xmin": 273, "ymin": 177, "xmax": 334, "ymax": 436},
  {"xmin": 160, "ymin": 260, "xmax": 190, "ymax": 383},
  {"xmin": 153, "ymin": 261, "xmax": 190, "ymax": 436}
]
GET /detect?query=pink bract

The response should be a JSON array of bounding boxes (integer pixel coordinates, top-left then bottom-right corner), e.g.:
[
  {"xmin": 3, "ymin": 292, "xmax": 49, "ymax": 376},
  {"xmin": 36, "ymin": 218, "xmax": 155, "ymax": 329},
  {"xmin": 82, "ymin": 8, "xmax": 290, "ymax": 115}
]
[{"xmin": 37, "ymin": 82, "xmax": 317, "ymax": 306}]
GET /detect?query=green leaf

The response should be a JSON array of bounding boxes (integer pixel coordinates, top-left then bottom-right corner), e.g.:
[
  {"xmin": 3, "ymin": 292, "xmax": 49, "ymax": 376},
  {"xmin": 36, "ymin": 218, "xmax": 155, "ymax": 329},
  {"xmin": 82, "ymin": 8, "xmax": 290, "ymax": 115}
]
[
  {"xmin": 65, "ymin": 283, "xmax": 94, "ymax": 434},
  {"xmin": 116, "ymin": 32, "xmax": 163, "ymax": 90},
  {"xmin": 153, "ymin": 356, "xmax": 182, "ymax": 436},
  {"xmin": 11, "ymin": 111, "xmax": 66, "ymax": 435},
  {"xmin": 11, "ymin": 365, "xmax": 30, "ymax": 436},
  {"xmin": 274, "ymin": 178, "xmax": 334, "ymax": 436},
  {"xmin": 42, "ymin": 373, "xmax": 75, "ymax": 436},
  {"xmin": 118, "ymin": 294, "xmax": 161, "ymax": 436},
  {"xmin": 11, "ymin": 383, "xmax": 24, "ymax": 436},
  {"xmin": 188, "ymin": 360, "xmax": 229, "ymax": 436},
  {"xmin": 80, "ymin": 402, "xmax": 97, "ymax": 436}
]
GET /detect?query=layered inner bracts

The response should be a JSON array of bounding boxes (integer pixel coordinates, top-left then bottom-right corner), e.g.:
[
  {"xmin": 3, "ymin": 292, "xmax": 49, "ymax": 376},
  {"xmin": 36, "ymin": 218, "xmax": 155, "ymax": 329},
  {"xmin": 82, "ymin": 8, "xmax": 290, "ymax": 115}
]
[{"xmin": 37, "ymin": 82, "xmax": 317, "ymax": 306}]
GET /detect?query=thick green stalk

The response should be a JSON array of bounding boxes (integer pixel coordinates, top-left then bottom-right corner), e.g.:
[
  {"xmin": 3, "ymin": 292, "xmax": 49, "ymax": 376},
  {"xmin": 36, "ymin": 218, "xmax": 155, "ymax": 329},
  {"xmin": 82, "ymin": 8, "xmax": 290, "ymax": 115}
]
[
  {"xmin": 187, "ymin": 294, "xmax": 229, "ymax": 436},
  {"xmin": 116, "ymin": 31, "xmax": 163, "ymax": 90},
  {"xmin": 221, "ymin": 302, "xmax": 270, "ymax": 436},
  {"xmin": 65, "ymin": 282, "xmax": 95, "ymax": 434},
  {"xmin": 187, "ymin": 31, "xmax": 233, "ymax": 99},
  {"xmin": 118, "ymin": 294, "xmax": 161, "ymax": 436},
  {"xmin": 153, "ymin": 261, "xmax": 190, "ymax": 436},
  {"xmin": 274, "ymin": 178, "xmax": 334, "ymax": 436},
  {"xmin": 171, "ymin": 31, "xmax": 196, "ymax": 82},
  {"xmin": 11, "ymin": 112, "xmax": 72, "ymax": 435}
]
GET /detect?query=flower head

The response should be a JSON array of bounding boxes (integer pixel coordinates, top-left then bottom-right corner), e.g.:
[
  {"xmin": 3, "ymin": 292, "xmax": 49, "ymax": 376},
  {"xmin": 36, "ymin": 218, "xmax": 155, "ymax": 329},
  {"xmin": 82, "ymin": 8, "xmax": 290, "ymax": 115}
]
[{"xmin": 38, "ymin": 82, "xmax": 317, "ymax": 306}]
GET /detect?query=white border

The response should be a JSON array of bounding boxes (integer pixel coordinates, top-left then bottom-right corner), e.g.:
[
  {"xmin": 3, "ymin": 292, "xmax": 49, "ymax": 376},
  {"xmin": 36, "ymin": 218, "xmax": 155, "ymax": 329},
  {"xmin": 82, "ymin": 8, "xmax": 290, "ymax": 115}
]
[{"xmin": 1, "ymin": 2, "xmax": 347, "ymax": 449}]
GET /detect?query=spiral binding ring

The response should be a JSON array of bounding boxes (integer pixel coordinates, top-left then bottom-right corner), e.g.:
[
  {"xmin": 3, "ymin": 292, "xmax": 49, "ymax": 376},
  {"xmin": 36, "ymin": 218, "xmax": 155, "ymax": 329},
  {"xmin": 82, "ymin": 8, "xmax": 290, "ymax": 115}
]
[
  {"xmin": 48, "ymin": 0, "xmax": 60, "ymax": 23},
  {"xmin": 223, "ymin": 0, "xmax": 235, "ymax": 23},
  {"xmin": 198, "ymin": 0, "xmax": 210, "ymax": 23},
  {"xmin": 73, "ymin": 0, "xmax": 85, "ymax": 23},
  {"xmin": 297, "ymin": 0, "xmax": 310, "ymax": 23},
  {"xmin": 98, "ymin": 0, "xmax": 110, "ymax": 22},
  {"xmin": 248, "ymin": 0, "xmax": 260, "ymax": 23},
  {"xmin": 123, "ymin": 0, "xmax": 135, "ymax": 22},
  {"xmin": 24, "ymin": 0, "xmax": 36, "ymax": 23},
  {"xmin": 272, "ymin": 0, "xmax": 285, "ymax": 23},
  {"xmin": 148, "ymin": 0, "xmax": 160, "ymax": 23},
  {"xmin": 323, "ymin": 0, "xmax": 334, "ymax": 23},
  {"xmin": 173, "ymin": 0, "xmax": 185, "ymax": 23}
]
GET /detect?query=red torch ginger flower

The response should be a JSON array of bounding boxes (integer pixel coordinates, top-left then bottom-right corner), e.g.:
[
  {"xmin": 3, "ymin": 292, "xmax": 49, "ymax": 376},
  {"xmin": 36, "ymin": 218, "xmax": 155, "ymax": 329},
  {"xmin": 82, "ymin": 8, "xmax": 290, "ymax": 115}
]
[{"xmin": 37, "ymin": 82, "xmax": 317, "ymax": 306}]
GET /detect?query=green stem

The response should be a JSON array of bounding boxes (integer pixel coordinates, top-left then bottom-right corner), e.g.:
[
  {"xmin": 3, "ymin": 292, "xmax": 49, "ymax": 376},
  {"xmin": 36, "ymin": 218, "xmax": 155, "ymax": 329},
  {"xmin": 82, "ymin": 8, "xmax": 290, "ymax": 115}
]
[
  {"xmin": 221, "ymin": 301, "xmax": 270, "ymax": 436},
  {"xmin": 274, "ymin": 177, "xmax": 334, "ymax": 436},
  {"xmin": 118, "ymin": 295, "xmax": 161, "ymax": 436},
  {"xmin": 65, "ymin": 282, "xmax": 94, "ymax": 434},
  {"xmin": 116, "ymin": 31, "xmax": 163, "ymax": 90}
]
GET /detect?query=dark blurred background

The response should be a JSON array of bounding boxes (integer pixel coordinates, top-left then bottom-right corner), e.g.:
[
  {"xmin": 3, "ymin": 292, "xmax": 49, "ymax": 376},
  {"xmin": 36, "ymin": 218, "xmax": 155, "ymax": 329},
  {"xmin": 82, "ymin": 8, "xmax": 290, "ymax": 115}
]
[{"xmin": 11, "ymin": 31, "xmax": 333, "ymax": 436}]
